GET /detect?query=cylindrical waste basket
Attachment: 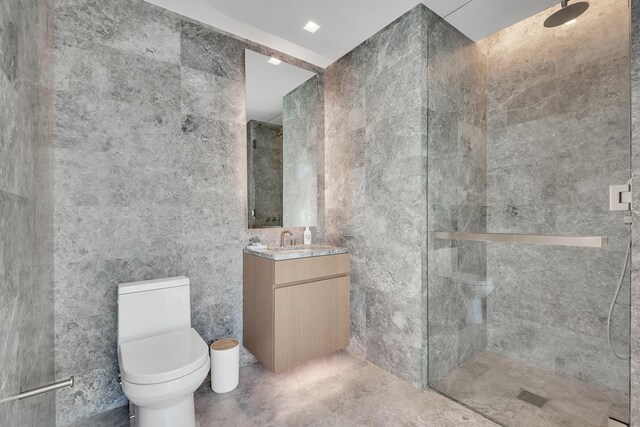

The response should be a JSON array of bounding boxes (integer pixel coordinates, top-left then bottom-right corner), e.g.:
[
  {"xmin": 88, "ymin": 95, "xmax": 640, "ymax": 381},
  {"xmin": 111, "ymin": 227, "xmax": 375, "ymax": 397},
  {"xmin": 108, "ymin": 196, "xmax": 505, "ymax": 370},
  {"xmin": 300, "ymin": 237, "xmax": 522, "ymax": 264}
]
[{"xmin": 210, "ymin": 338, "xmax": 239, "ymax": 393}]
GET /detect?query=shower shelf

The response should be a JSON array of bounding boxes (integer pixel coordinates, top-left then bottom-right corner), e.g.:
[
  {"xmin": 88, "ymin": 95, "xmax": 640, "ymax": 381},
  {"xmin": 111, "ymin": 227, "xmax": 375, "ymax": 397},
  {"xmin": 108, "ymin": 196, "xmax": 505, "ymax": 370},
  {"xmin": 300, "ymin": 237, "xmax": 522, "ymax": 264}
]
[{"xmin": 432, "ymin": 231, "xmax": 608, "ymax": 248}]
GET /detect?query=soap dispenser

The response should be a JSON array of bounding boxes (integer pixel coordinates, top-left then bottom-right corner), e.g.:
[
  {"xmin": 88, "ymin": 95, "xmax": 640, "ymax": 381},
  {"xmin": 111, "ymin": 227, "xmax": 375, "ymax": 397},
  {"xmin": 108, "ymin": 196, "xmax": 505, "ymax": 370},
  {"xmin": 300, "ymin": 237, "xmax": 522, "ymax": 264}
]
[{"xmin": 303, "ymin": 227, "xmax": 312, "ymax": 245}]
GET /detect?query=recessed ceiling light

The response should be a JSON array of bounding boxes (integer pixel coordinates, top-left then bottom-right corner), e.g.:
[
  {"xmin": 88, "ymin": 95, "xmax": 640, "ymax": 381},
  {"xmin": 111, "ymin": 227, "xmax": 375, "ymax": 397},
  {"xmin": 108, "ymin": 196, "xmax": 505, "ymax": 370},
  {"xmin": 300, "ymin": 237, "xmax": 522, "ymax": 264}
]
[
  {"xmin": 303, "ymin": 21, "xmax": 320, "ymax": 33},
  {"xmin": 268, "ymin": 57, "xmax": 281, "ymax": 65}
]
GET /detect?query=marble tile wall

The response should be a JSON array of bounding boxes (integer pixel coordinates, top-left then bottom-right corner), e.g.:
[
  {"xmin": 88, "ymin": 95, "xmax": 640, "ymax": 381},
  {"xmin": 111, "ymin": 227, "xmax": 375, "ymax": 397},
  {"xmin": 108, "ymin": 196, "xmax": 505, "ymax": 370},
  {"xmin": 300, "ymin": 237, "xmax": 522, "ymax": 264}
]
[
  {"xmin": 0, "ymin": 0, "xmax": 55, "ymax": 425},
  {"xmin": 325, "ymin": 5, "xmax": 429, "ymax": 386},
  {"xmin": 47, "ymin": 0, "xmax": 639, "ymax": 423},
  {"xmin": 247, "ymin": 120, "xmax": 283, "ymax": 228},
  {"xmin": 326, "ymin": 5, "xmax": 485, "ymax": 387},
  {"xmin": 53, "ymin": 0, "xmax": 323, "ymax": 424},
  {"xmin": 484, "ymin": 0, "xmax": 630, "ymax": 393},
  {"xmin": 283, "ymin": 75, "xmax": 323, "ymax": 228},
  {"xmin": 426, "ymin": 17, "xmax": 488, "ymax": 383},
  {"xmin": 631, "ymin": 0, "xmax": 640, "ymax": 423}
]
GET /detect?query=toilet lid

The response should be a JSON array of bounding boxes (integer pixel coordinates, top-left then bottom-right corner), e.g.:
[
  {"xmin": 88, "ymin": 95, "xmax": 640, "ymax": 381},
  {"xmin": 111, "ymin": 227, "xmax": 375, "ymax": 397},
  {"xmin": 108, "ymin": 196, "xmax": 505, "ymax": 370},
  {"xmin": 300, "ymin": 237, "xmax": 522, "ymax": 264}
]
[{"xmin": 119, "ymin": 328, "xmax": 209, "ymax": 385}]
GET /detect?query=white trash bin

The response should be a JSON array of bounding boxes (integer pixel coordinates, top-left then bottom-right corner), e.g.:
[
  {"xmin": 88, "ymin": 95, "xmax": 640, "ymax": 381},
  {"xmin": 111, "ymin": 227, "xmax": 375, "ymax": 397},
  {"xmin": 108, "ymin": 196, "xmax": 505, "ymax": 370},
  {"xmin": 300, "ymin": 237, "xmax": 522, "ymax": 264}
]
[{"xmin": 210, "ymin": 338, "xmax": 239, "ymax": 393}]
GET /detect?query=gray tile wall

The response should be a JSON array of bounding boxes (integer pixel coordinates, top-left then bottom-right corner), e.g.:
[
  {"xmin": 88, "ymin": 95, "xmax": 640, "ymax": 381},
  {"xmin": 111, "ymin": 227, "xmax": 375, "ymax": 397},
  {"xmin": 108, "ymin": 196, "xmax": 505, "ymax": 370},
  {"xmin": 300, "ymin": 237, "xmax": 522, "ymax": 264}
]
[
  {"xmin": 325, "ymin": 5, "xmax": 430, "ymax": 386},
  {"xmin": 631, "ymin": 0, "xmax": 640, "ymax": 423},
  {"xmin": 283, "ymin": 75, "xmax": 323, "ymax": 228},
  {"xmin": 47, "ymin": 0, "xmax": 639, "ymax": 423},
  {"xmin": 326, "ymin": 5, "xmax": 486, "ymax": 387},
  {"xmin": 426, "ymin": 17, "xmax": 488, "ymax": 383},
  {"xmin": 484, "ymin": 0, "xmax": 630, "ymax": 393},
  {"xmin": 53, "ymin": 0, "xmax": 323, "ymax": 424},
  {"xmin": 0, "ymin": 0, "xmax": 55, "ymax": 425}
]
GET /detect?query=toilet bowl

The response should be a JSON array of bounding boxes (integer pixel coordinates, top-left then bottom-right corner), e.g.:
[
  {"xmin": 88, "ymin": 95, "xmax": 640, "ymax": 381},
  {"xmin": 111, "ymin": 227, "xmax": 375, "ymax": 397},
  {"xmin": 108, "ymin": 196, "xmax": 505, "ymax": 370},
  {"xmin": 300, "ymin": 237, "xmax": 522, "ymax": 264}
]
[
  {"xmin": 453, "ymin": 273, "xmax": 494, "ymax": 325},
  {"xmin": 119, "ymin": 328, "xmax": 209, "ymax": 427},
  {"xmin": 117, "ymin": 277, "xmax": 210, "ymax": 427}
]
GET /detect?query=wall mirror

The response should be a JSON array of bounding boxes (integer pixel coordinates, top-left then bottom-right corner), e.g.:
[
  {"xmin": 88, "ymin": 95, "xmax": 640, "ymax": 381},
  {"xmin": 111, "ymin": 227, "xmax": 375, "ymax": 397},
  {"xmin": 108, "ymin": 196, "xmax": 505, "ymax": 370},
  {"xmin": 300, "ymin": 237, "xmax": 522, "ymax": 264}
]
[{"xmin": 245, "ymin": 49, "xmax": 321, "ymax": 229}]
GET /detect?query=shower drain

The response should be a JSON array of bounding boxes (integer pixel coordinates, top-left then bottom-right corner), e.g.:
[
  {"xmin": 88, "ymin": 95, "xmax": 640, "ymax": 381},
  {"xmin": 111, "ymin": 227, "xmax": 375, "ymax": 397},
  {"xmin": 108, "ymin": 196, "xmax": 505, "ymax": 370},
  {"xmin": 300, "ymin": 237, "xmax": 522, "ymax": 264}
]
[{"xmin": 516, "ymin": 389, "xmax": 548, "ymax": 408}]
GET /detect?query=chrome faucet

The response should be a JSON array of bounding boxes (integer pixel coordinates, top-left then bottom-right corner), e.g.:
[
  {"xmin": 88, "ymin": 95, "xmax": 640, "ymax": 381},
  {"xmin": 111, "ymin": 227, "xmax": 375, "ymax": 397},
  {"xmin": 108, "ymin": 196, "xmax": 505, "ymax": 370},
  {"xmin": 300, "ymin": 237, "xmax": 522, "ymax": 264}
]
[{"xmin": 280, "ymin": 230, "xmax": 293, "ymax": 247}]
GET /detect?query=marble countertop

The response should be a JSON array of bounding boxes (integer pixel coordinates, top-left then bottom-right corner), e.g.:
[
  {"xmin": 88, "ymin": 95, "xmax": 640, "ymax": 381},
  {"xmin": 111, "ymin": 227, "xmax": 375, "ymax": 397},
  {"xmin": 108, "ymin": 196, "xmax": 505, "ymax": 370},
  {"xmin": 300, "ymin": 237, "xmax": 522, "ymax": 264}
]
[{"xmin": 244, "ymin": 244, "xmax": 349, "ymax": 261}]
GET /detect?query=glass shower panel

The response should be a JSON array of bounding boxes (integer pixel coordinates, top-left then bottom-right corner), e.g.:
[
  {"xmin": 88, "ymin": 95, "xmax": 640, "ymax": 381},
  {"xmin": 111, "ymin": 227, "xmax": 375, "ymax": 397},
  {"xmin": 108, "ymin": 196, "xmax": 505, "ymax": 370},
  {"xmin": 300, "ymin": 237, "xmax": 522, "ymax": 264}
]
[{"xmin": 426, "ymin": 0, "xmax": 631, "ymax": 425}]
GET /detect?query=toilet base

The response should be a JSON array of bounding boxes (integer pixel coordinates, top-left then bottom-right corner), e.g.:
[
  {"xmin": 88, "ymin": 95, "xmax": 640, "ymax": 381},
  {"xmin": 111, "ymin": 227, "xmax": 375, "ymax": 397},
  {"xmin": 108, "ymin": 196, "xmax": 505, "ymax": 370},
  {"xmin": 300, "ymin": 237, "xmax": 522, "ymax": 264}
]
[
  {"xmin": 466, "ymin": 298, "xmax": 484, "ymax": 325},
  {"xmin": 133, "ymin": 394, "xmax": 196, "ymax": 427}
]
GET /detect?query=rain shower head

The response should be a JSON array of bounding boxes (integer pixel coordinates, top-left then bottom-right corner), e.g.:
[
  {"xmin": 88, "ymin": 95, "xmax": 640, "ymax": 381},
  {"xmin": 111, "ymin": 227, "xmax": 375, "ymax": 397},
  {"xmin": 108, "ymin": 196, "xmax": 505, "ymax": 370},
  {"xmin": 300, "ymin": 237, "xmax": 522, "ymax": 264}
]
[{"xmin": 544, "ymin": 0, "xmax": 589, "ymax": 28}]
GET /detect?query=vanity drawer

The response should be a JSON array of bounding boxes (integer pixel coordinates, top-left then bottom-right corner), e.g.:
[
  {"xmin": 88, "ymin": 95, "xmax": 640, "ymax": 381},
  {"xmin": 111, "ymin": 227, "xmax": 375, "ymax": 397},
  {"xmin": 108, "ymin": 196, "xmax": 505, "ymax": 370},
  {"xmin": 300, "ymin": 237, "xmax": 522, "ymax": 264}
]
[
  {"xmin": 273, "ymin": 253, "xmax": 350, "ymax": 286},
  {"xmin": 244, "ymin": 251, "xmax": 351, "ymax": 373},
  {"xmin": 273, "ymin": 275, "xmax": 350, "ymax": 372}
]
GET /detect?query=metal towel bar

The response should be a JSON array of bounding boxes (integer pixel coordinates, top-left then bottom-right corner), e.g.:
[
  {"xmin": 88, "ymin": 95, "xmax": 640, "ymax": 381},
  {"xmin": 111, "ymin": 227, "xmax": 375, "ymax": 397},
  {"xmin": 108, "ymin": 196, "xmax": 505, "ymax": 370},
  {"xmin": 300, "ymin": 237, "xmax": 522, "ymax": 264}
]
[
  {"xmin": 433, "ymin": 231, "xmax": 608, "ymax": 248},
  {"xmin": 0, "ymin": 377, "xmax": 74, "ymax": 404}
]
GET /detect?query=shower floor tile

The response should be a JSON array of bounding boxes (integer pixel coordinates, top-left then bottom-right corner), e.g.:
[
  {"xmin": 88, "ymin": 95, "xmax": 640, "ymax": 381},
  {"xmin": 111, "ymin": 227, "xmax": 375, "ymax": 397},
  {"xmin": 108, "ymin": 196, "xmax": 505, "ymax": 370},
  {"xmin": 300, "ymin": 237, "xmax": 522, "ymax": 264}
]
[{"xmin": 432, "ymin": 350, "xmax": 629, "ymax": 427}]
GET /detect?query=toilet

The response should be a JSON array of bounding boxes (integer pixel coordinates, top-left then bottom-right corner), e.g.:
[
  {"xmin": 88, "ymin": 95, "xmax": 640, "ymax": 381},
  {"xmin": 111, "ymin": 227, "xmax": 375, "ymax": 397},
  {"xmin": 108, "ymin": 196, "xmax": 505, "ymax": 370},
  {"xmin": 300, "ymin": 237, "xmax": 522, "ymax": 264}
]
[
  {"xmin": 117, "ymin": 276, "xmax": 210, "ymax": 427},
  {"xmin": 452, "ymin": 273, "xmax": 494, "ymax": 325}
]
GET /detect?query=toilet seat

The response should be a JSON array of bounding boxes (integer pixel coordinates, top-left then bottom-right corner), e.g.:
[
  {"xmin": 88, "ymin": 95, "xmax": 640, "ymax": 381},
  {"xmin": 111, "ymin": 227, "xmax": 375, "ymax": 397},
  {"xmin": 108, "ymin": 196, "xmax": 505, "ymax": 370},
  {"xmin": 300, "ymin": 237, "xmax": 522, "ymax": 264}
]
[{"xmin": 119, "ymin": 328, "xmax": 209, "ymax": 385}]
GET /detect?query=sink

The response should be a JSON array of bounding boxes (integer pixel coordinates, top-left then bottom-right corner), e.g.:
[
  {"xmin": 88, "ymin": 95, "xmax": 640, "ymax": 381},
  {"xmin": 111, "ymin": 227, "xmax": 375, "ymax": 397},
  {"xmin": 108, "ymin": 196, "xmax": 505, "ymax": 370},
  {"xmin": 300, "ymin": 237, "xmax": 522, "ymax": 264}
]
[
  {"xmin": 244, "ymin": 244, "xmax": 349, "ymax": 260},
  {"xmin": 268, "ymin": 245, "xmax": 325, "ymax": 252},
  {"xmin": 268, "ymin": 247, "xmax": 306, "ymax": 253},
  {"xmin": 269, "ymin": 245, "xmax": 334, "ymax": 252}
]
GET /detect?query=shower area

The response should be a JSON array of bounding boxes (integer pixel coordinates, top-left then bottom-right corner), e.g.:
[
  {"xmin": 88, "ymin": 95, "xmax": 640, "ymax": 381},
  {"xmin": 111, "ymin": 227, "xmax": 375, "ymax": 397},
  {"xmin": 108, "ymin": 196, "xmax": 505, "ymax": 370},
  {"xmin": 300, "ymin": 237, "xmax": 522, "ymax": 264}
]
[
  {"xmin": 247, "ymin": 120, "xmax": 284, "ymax": 228},
  {"xmin": 426, "ymin": 0, "xmax": 631, "ymax": 425}
]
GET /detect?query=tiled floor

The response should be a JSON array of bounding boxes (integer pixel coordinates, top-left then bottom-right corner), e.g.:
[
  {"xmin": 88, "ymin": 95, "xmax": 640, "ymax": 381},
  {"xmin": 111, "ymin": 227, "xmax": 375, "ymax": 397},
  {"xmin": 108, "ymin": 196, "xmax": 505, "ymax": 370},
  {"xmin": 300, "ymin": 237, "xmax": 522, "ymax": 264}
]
[
  {"xmin": 71, "ymin": 351, "xmax": 496, "ymax": 426},
  {"xmin": 432, "ymin": 350, "xmax": 630, "ymax": 427}
]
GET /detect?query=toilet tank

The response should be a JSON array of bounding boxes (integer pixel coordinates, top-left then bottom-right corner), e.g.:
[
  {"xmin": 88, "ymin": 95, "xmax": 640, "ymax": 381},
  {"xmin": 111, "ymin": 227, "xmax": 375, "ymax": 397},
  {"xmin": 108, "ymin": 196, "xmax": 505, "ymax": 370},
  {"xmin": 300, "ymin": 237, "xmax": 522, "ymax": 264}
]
[{"xmin": 117, "ymin": 276, "xmax": 191, "ymax": 345}]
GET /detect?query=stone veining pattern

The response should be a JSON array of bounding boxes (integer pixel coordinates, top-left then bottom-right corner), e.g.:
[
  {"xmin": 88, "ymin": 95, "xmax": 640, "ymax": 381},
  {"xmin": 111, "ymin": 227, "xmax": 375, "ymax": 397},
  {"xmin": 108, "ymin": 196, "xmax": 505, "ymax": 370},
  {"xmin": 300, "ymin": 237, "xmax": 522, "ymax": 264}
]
[
  {"xmin": 326, "ymin": 5, "xmax": 486, "ymax": 387},
  {"xmin": 631, "ymin": 0, "xmax": 640, "ymax": 423},
  {"xmin": 53, "ymin": 0, "xmax": 323, "ymax": 423},
  {"xmin": 325, "ymin": 6, "xmax": 430, "ymax": 387},
  {"xmin": 0, "ymin": 0, "xmax": 55, "ymax": 425},
  {"xmin": 283, "ymin": 75, "xmax": 323, "ymax": 228},
  {"xmin": 325, "ymin": 6, "xmax": 486, "ymax": 385},
  {"xmin": 243, "ymin": 245, "xmax": 349, "ymax": 261},
  {"xmin": 433, "ymin": 350, "xmax": 629, "ymax": 426},
  {"xmin": 46, "ymin": 0, "xmax": 640, "ymax": 424},
  {"xmin": 69, "ymin": 351, "xmax": 498, "ymax": 427},
  {"xmin": 425, "ymin": 13, "xmax": 488, "ymax": 384},
  {"xmin": 484, "ymin": 0, "xmax": 630, "ymax": 393}
]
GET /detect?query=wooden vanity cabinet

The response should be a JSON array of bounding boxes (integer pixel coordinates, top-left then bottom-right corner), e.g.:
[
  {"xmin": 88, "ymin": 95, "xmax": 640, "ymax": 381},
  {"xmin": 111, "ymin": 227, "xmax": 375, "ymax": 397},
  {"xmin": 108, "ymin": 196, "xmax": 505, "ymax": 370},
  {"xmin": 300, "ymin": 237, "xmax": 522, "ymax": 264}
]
[{"xmin": 243, "ymin": 253, "xmax": 350, "ymax": 373}]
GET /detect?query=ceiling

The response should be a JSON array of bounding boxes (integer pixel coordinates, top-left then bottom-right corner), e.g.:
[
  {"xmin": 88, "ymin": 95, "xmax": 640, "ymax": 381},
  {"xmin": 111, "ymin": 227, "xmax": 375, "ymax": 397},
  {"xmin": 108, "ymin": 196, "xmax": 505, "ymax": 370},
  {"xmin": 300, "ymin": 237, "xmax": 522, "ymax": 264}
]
[
  {"xmin": 245, "ymin": 50, "xmax": 316, "ymax": 125},
  {"xmin": 146, "ymin": 0, "xmax": 561, "ymax": 68}
]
